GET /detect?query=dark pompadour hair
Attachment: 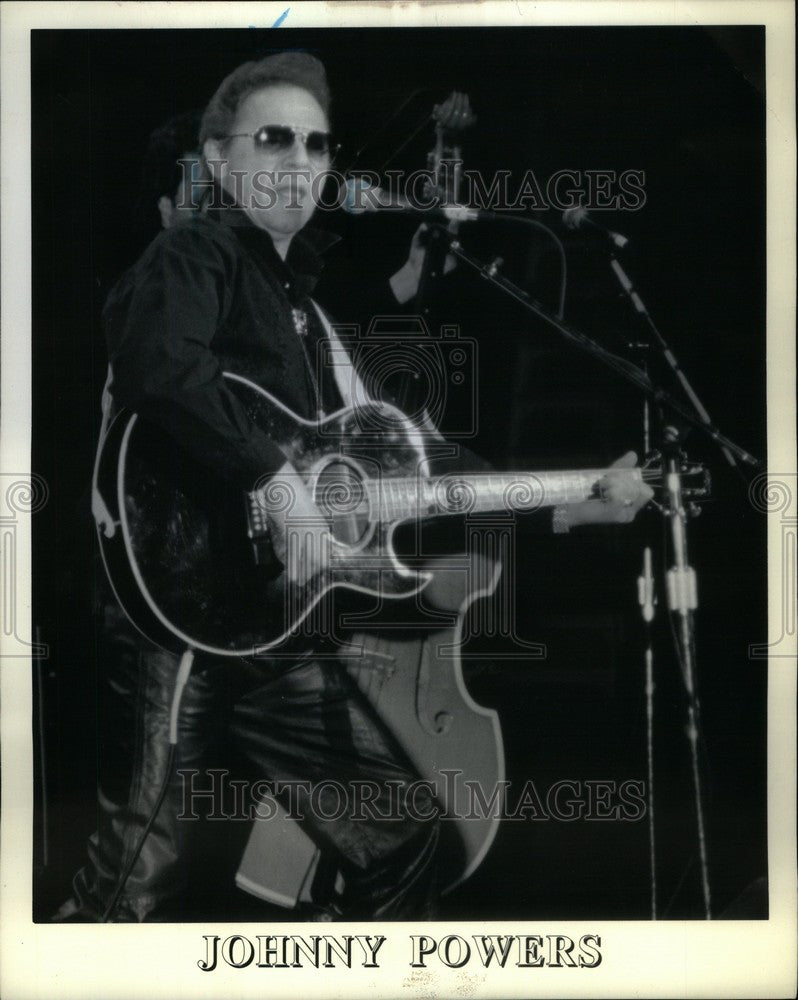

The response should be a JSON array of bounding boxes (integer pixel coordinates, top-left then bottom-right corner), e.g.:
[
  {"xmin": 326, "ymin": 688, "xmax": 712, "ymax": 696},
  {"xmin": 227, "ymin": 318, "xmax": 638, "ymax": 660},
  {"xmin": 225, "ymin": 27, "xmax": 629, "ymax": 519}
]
[{"xmin": 199, "ymin": 51, "xmax": 331, "ymax": 145}]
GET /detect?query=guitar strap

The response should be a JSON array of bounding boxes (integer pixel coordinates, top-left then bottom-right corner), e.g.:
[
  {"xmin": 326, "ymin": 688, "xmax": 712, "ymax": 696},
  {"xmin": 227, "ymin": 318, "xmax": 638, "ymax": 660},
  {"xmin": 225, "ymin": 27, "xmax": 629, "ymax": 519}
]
[
  {"xmin": 309, "ymin": 300, "xmax": 370, "ymax": 411},
  {"xmin": 311, "ymin": 299, "xmax": 435, "ymax": 477},
  {"xmin": 91, "ymin": 365, "xmax": 116, "ymax": 538}
]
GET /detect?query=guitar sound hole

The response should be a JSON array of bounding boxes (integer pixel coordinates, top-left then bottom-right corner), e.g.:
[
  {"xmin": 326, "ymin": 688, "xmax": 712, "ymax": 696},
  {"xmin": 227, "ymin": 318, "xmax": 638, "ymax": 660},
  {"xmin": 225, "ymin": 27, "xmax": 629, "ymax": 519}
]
[{"xmin": 314, "ymin": 461, "xmax": 371, "ymax": 546}]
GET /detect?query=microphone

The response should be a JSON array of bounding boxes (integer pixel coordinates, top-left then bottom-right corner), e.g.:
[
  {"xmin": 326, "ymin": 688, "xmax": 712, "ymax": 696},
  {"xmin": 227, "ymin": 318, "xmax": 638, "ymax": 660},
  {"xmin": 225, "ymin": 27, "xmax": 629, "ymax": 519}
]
[
  {"xmin": 342, "ymin": 178, "xmax": 495, "ymax": 224},
  {"xmin": 562, "ymin": 206, "xmax": 629, "ymax": 249}
]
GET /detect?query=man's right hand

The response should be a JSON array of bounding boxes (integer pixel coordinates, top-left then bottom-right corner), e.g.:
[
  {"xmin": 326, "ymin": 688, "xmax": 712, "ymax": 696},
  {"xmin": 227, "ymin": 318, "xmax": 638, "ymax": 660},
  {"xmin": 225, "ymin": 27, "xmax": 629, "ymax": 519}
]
[{"xmin": 257, "ymin": 462, "xmax": 330, "ymax": 586}]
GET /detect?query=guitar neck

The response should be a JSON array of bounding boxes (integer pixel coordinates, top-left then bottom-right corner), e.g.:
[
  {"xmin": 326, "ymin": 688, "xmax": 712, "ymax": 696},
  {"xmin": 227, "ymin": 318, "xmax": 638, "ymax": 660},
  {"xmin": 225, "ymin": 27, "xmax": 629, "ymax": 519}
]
[{"xmin": 372, "ymin": 469, "xmax": 636, "ymax": 523}]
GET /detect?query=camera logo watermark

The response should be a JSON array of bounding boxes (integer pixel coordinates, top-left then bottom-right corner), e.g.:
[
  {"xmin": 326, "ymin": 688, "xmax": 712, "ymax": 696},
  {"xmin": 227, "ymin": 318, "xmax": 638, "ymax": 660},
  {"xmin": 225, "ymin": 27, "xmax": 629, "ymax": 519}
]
[
  {"xmin": 314, "ymin": 317, "xmax": 479, "ymax": 440},
  {"xmin": 748, "ymin": 472, "xmax": 796, "ymax": 658},
  {"xmin": 1, "ymin": 474, "xmax": 49, "ymax": 658}
]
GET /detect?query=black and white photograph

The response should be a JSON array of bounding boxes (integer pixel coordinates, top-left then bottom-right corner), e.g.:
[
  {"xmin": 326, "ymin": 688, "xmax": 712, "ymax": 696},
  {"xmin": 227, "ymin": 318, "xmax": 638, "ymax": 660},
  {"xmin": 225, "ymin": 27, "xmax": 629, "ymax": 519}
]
[{"xmin": 1, "ymin": 2, "xmax": 795, "ymax": 998}]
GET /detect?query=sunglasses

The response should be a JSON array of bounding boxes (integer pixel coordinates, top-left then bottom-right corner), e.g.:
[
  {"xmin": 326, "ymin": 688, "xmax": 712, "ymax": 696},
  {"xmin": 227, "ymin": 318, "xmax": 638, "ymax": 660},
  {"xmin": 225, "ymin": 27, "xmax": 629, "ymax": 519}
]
[{"xmin": 225, "ymin": 124, "xmax": 340, "ymax": 161}]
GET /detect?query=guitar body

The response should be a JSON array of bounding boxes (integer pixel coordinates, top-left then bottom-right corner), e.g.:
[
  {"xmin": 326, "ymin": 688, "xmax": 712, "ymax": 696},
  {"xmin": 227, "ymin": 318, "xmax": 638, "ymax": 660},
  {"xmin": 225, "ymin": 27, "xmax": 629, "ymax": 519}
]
[{"xmin": 96, "ymin": 374, "xmax": 434, "ymax": 657}]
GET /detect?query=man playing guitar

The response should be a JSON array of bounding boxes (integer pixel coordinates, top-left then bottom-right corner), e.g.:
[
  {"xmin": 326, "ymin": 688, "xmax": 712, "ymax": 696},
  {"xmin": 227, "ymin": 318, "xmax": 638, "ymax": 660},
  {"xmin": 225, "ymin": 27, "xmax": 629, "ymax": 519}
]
[{"xmin": 55, "ymin": 51, "xmax": 652, "ymax": 923}]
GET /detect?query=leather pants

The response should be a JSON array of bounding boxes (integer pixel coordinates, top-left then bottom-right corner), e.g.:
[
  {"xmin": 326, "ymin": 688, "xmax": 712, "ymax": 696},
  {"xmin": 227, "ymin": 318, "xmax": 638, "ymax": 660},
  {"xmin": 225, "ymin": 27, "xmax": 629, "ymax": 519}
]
[{"xmin": 53, "ymin": 604, "xmax": 440, "ymax": 922}]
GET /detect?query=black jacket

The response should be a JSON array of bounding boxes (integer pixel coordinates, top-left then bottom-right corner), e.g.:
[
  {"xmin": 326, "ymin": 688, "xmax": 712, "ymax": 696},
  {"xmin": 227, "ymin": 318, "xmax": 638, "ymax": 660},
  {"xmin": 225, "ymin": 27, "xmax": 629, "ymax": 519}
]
[{"xmin": 104, "ymin": 205, "xmax": 361, "ymax": 489}]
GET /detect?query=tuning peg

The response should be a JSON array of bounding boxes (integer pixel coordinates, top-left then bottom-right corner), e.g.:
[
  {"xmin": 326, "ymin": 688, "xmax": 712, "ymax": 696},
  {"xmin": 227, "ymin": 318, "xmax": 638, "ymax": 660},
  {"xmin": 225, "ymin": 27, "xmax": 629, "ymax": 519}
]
[{"xmin": 485, "ymin": 257, "xmax": 504, "ymax": 278}]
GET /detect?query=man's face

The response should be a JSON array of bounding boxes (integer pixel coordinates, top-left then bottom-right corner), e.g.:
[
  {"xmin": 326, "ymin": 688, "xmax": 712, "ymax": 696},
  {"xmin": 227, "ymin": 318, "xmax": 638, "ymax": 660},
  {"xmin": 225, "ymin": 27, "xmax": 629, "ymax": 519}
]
[{"xmin": 205, "ymin": 84, "xmax": 330, "ymax": 240}]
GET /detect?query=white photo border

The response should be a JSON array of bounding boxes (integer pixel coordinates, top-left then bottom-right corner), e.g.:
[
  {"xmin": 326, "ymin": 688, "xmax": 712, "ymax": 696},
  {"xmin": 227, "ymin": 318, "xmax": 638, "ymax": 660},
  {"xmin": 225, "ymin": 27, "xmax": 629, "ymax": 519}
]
[{"xmin": 1, "ymin": 2, "xmax": 795, "ymax": 998}]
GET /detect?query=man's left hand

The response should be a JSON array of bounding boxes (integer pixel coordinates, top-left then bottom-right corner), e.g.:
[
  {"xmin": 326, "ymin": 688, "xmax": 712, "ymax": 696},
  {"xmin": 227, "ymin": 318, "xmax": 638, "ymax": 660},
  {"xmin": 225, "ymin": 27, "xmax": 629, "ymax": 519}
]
[
  {"xmin": 565, "ymin": 451, "xmax": 654, "ymax": 528},
  {"xmin": 389, "ymin": 224, "xmax": 457, "ymax": 304}
]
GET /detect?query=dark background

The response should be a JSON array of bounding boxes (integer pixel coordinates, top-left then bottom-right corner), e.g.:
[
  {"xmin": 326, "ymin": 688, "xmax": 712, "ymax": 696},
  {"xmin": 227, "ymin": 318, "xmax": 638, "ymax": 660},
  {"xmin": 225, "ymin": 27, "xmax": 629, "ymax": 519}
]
[{"xmin": 32, "ymin": 26, "xmax": 767, "ymax": 920}]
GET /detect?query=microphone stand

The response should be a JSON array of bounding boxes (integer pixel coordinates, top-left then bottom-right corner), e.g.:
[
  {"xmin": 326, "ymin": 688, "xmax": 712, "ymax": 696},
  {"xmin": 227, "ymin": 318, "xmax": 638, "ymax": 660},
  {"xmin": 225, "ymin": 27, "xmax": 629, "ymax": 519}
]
[
  {"xmin": 431, "ymin": 224, "xmax": 761, "ymax": 920},
  {"xmin": 661, "ymin": 422, "xmax": 712, "ymax": 918},
  {"xmin": 637, "ymin": 543, "xmax": 658, "ymax": 919},
  {"xmin": 601, "ymin": 244, "xmax": 662, "ymax": 919},
  {"xmin": 606, "ymin": 245, "xmax": 722, "ymax": 919},
  {"xmin": 622, "ymin": 300, "xmax": 660, "ymax": 922}
]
